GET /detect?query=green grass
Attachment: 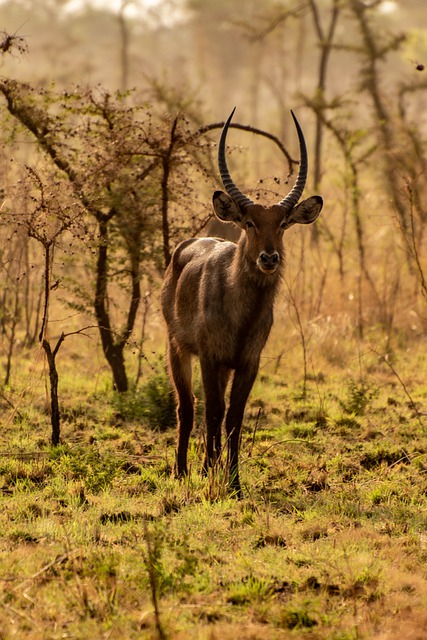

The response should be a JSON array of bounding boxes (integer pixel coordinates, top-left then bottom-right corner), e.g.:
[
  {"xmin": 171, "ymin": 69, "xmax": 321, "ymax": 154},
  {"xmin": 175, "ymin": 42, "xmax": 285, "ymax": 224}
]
[{"xmin": 0, "ymin": 337, "xmax": 426, "ymax": 639}]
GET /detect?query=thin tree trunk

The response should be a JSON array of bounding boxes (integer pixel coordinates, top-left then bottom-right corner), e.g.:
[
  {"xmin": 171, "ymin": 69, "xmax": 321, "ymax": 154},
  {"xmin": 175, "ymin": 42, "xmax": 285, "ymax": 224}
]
[
  {"xmin": 42, "ymin": 335, "xmax": 64, "ymax": 446},
  {"xmin": 350, "ymin": 0, "xmax": 409, "ymax": 230},
  {"xmin": 94, "ymin": 215, "xmax": 129, "ymax": 392},
  {"xmin": 135, "ymin": 290, "xmax": 151, "ymax": 387},
  {"xmin": 309, "ymin": 0, "xmax": 340, "ymax": 191},
  {"xmin": 118, "ymin": 2, "xmax": 130, "ymax": 92},
  {"xmin": 39, "ymin": 243, "xmax": 52, "ymax": 342},
  {"xmin": 4, "ymin": 284, "xmax": 20, "ymax": 386},
  {"xmin": 161, "ymin": 116, "xmax": 180, "ymax": 269},
  {"xmin": 308, "ymin": 0, "xmax": 341, "ymax": 242}
]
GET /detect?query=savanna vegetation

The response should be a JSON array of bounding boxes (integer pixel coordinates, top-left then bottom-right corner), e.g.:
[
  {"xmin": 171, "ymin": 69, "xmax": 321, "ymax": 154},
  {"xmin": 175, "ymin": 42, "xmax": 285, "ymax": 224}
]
[{"xmin": 0, "ymin": 1, "xmax": 426, "ymax": 638}]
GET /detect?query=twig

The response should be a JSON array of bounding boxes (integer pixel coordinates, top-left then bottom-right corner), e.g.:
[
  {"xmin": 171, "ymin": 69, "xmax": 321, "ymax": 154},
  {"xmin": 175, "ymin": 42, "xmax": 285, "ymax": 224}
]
[
  {"xmin": 248, "ymin": 407, "xmax": 262, "ymax": 458},
  {"xmin": 285, "ymin": 277, "xmax": 309, "ymax": 396},
  {"xmin": 0, "ymin": 390, "xmax": 17, "ymax": 412},
  {"xmin": 0, "ymin": 451, "xmax": 49, "ymax": 459},
  {"xmin": 62, "ymin": 324, "xmax": 98, "ymax": 339},
  {"xmin": 14, "ymin": 554, "xmax": 69, "ymax": 592},
  {"xmin": 370, "ymin": 348, "xmax": 425, "ymax": 428},
  {"xmin": 258, "ymin": 438, "xmax": 314, "ymax": 457},
  {"xmin": 194, "ymin": 121, "xmax": 298, "ymax": 176}
]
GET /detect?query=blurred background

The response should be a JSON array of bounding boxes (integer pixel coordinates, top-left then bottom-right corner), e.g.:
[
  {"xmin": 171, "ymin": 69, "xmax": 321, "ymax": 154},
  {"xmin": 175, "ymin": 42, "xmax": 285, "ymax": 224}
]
[
  {"xmin": 1, "ymin": 1, "xmax": 425, "ymax": 121},
  {"xmin": 0, "ymin": 0, "xmax": 426, "ymax": 394}
]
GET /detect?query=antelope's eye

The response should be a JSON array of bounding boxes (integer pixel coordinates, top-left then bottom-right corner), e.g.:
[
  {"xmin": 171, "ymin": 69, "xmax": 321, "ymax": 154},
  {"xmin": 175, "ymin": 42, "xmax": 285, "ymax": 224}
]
[
  {"xmin": 280, "ymin": 221, "xmax": 288, "ymax": 229},
  {"xmin": 245, "ymin": 220, "xmax": 254, "ymax": 229}
]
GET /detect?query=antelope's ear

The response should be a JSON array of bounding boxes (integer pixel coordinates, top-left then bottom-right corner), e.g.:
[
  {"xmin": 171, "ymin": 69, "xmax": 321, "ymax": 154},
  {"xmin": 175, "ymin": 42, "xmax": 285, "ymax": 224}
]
[
  {"xmin": 287, "ymin": 195, "xmax": 323, "ymax": 227},
  {"xmin": 213, "ymin": 191, "xmax": 242, "ymax": 224}
]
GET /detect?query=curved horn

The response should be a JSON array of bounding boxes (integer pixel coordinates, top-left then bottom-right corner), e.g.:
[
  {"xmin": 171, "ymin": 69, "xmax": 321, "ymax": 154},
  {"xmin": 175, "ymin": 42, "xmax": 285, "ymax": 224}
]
[
  {"xmin": 218, "ymin": 107, "xmax": 254, "ymax": 209},
  {"xmin": 278, "ymin": 110, "xmax": 308, "ymax": 211}
]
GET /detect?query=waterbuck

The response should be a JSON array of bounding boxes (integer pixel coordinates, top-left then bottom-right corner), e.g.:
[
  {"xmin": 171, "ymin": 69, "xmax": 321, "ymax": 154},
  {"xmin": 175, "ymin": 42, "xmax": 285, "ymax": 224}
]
[{"xmin": 161, "ymin": 108, "xmax": 323, "ymax": 497}]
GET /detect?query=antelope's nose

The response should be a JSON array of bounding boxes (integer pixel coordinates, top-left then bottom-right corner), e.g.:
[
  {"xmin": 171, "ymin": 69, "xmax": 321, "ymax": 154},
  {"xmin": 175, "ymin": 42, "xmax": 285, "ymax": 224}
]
[{"xmin": 258, "ymin": 251, "xmax": 280, "ymax": 272}]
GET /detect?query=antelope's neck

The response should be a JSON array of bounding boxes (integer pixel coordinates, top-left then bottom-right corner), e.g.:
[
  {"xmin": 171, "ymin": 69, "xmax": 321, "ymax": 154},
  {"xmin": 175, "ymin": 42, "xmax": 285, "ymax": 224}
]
[{"xmin": 229, "ymin": 241, "xmax": 282, "ymax": 315}]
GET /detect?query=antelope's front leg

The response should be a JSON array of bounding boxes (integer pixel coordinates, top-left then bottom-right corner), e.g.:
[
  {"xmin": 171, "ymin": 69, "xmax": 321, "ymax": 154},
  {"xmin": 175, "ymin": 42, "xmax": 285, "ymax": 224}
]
[
  {"xmin": 225, "ymin": 364, "xmax": 259, "ymax": 498},
  {"xmin": 200, "ymin": 359, "xmax": 229, "ymax": 473}
]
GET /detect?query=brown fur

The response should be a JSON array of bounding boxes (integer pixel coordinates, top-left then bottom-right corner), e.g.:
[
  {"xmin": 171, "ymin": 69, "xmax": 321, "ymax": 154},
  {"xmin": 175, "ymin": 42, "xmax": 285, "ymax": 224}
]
[{"xmin": 161, "ymin": 197, "xmax": 322, "ymax": 497}]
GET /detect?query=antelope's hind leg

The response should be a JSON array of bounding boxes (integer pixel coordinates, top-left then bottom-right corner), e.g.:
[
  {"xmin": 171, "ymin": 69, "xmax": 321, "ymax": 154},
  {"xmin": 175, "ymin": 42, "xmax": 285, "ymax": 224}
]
[{"xmin": 166, "ymin": 337, "xmax": 194, "ymax": 477}]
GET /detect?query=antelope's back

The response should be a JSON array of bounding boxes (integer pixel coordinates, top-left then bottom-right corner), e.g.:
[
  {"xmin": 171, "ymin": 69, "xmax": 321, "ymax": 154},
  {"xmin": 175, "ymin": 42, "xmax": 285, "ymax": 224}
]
[{"xmin": 161, "ymin": 237, "xmax": 236, "ymax": 351}]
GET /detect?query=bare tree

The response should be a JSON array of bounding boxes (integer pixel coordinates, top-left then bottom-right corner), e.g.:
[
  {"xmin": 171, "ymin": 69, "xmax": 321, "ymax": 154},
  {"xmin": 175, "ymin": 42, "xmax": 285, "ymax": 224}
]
[
  {"xmin": 307, "ymin": 0, "xmax": 341, "ymax": 193},
  {"xmin": 0, "ymin": 79, "xmax": 161, "ymax": 391},
  {"xmin": 4, "ymin": 165, "xmax": 88, "ymax": 444},
  {"xmin": 348, "ymin": 0, "xmax": 425, "ymax": 234},
  {"xmin": 117, "ymin": 0, "xmax": 137, "ymax": 92}
]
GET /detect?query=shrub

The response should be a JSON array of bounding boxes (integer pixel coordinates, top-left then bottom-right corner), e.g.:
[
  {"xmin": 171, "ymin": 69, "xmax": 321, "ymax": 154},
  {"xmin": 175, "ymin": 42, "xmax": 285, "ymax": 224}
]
[
  {"xmin": 114, "ymin": 370, "xmax": 176, "ymax": 431},
  {"xmin": 339, "ymin": 380, "xmax": 379, "ymax": 416}
]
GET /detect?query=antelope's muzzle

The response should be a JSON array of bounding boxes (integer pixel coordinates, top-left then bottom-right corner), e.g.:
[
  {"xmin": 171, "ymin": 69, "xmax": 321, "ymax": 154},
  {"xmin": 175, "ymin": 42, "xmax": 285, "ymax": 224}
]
[{"xmin": 257, "ymin": 251, "xmax": 280, "ymax": 274}]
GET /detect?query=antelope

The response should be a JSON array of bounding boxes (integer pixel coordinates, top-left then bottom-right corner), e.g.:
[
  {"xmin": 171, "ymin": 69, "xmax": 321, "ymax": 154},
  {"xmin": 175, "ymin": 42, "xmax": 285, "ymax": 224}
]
[{"xmin": 161, "ymin": 108, "xmax": 323, "ymax": 497}]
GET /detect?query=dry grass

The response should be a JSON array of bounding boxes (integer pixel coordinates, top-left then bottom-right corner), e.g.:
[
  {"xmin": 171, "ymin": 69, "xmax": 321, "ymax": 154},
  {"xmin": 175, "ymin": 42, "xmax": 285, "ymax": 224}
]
[{"xmin": 0, "ymin": 312, "xmax": 426, "ymax": 639}]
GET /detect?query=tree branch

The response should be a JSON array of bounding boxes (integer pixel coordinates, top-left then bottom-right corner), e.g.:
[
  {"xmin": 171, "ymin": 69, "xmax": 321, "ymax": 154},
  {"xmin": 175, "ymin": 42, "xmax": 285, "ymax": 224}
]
[{"xmin": 194, "ymin": 121, "xmax": 298, "ymax": 176}]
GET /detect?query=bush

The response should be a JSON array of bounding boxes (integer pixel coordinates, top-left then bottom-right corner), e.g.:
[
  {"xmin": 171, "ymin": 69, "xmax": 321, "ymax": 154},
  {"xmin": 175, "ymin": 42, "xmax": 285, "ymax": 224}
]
[
  {"xmin": 114, "ymin": 370, "xmax": 177, "ymax": 431},
  {"xmin": 339, "ymin": 380, "xmax": 379, "ymax": 416}
]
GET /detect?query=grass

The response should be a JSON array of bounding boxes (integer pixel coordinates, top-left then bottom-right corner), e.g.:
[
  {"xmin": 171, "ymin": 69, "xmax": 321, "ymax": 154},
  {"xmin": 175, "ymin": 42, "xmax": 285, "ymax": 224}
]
[{"xmin": 0, "ymin": 332, "xmax": 426, "ymax": 639}]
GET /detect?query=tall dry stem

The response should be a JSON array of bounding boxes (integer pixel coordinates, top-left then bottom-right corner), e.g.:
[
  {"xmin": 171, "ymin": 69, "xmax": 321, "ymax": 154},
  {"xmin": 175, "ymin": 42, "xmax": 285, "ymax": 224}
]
[{"xmin": 142, "ymin": 520, "xmax": 168, "ymax": 640}]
